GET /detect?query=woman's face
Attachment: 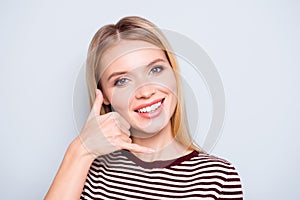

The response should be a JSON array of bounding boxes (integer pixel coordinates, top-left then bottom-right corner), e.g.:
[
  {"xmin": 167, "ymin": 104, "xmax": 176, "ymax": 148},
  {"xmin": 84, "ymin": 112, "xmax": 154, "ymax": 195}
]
[{"xmin": 99, "ymin": 40, "xmax": 178, "ymax": 138}]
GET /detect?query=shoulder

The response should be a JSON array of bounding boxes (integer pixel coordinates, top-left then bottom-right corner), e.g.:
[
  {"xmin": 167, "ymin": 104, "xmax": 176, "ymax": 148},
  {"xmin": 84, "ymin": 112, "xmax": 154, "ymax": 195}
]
[
  {"xmin": 174, "ymin": 151, "xmax": 242, "ymax": 181},
  {"xmin": 192, "ymin": 153, "xmax": 237, "ymax": 167},
  {"xmin": 188, "ymin": 152, "xmax": 242, "ymax": 179},
  {"xmin": 188, "ymin": 152, "xmax": 240, "ymax": 171},
  {"xmin": 188, "ymin": 152, "xmax": 243, "ymax": 199}
]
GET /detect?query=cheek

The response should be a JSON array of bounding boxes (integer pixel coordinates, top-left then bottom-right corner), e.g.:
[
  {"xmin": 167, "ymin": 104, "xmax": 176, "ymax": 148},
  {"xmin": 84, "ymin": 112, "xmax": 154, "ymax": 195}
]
[
  {"xmin": 153, "ymin": 68, "xmax": 178, "ymax": 97},
  {"xmin": 109, "ymin": 87, "xmax": 133, "ymax": 114}
]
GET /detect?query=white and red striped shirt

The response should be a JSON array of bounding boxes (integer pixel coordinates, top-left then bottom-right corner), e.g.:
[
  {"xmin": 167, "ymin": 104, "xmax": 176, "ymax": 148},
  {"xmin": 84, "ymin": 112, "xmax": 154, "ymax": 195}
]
[{"xmin": 81, "ymin": 150, "xmax": 243, "ymax": 200}]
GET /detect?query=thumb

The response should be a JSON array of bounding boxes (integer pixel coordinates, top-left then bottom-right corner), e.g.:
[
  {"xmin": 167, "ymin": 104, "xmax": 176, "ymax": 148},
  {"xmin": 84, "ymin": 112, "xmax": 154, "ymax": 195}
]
[{"xmin": 92, "ymin": 89, "xmax": 103, "ymax": 115}]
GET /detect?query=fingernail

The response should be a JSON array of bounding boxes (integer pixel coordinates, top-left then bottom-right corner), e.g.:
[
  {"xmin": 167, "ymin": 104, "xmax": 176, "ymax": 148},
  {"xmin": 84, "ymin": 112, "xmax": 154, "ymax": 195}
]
[{"xmin": 96, "ymin": 89, "xmax": 100, "ymax": 96}]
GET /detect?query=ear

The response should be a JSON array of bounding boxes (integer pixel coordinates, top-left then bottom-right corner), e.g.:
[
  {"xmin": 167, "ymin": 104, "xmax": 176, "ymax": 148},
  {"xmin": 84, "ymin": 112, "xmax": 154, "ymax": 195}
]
[{"xmin": 102, "ymin": 93, "xmax": 110, "ymax": 105}]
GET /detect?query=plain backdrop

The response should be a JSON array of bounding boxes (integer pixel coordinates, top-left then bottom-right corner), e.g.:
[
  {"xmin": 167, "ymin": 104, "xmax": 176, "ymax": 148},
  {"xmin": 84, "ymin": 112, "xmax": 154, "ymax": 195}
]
[{"xmin": 1, "ymin": 1, "xmax": 299, "ymax": 199}]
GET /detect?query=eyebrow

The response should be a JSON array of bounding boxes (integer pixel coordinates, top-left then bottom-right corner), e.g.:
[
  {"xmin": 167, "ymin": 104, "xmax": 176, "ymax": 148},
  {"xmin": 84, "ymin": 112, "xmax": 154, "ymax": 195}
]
[{"xmin": 107, "ymin": 58, "xmax": 166, "ymax": 82}]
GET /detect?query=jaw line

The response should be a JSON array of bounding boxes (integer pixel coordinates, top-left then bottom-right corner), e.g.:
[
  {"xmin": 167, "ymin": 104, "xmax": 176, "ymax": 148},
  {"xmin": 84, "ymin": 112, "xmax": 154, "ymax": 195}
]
[{"xmin": 129, "ymin": 127, "xmax": 160, "ymax": 139}]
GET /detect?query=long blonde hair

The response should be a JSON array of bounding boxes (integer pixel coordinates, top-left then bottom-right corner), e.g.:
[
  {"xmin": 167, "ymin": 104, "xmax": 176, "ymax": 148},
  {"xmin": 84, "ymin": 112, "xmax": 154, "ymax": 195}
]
[{"xmin": 86, "ymin": 16, "xmax": 202, "ymax": 152}]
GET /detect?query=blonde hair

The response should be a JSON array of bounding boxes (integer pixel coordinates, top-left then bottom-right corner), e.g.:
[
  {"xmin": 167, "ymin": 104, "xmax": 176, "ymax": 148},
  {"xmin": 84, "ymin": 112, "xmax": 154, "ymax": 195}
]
[{"xmin": 86, "ymin": 16, "xmax": 202, "ymax": 152}]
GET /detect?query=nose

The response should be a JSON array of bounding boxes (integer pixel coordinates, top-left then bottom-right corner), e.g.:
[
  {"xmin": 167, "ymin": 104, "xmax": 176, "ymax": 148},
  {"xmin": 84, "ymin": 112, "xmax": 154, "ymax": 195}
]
[{"xmin": 135, "ymin": 84, "xmax": 156, "ymax": 99}]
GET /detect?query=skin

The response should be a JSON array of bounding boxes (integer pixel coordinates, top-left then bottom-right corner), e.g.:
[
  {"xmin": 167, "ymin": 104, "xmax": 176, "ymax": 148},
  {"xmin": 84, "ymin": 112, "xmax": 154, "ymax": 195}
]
[
  {"xmin": 100, "ymin": 40, "xmax": 189, "ymax": 161},
  {"xmin": 45, "ymin": 40, "xmax": 189, "ymax": 199},
  {"xmin": 100, "ymin": 40, "xmax": 177, "ymax": 140}
]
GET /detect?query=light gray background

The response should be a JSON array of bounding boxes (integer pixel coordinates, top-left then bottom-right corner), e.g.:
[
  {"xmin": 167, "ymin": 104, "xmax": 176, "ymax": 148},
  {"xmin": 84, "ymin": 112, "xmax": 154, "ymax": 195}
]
[{"xmin": 1, "ymin": 1, "xmax": 299, "ymax": 199}]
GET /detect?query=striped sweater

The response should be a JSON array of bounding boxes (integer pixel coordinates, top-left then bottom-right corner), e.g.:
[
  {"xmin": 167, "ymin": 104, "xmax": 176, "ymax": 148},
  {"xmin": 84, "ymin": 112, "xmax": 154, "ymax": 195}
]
[{"xmin": 81, "ymin": 150, "xmax": 243, "ymax": 199}]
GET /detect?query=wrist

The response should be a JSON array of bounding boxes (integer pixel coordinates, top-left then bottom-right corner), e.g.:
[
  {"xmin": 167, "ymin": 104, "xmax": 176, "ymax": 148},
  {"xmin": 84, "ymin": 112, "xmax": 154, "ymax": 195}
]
[
  {"xmin": 67, "ymin": 136, "xmax": 95, "ymax": 163},
  {"xmin": 45, "ymin": 137, "xmax": 95, "ymax": 199}
]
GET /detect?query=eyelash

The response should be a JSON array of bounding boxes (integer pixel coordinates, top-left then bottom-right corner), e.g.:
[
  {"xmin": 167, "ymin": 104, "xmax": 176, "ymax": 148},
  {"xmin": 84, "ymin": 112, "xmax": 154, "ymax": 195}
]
[
  {"xmin": 113, "ymin": 65, "xmax": 165, "ymax": 86},
  {"xmin": 114, "ymin": 77, "xmax": 128, "ymax": 86},
  {"xmin": 150, "ymin": 65, "xmax": 164, "ymax": 74}
]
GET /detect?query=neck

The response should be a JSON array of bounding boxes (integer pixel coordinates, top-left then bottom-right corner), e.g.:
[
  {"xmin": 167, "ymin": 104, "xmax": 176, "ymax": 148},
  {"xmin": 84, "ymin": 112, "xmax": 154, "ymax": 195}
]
[{"xmin": 130, "ymin": 122, "xmax": 192, "ymax": 162}]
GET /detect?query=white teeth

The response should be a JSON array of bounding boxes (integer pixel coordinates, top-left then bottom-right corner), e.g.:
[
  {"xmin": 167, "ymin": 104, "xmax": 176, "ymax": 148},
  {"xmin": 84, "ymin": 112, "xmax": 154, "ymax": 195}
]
[{"xmin": 137, "ymin": 101, "xmax": 162, "ymax": 113}]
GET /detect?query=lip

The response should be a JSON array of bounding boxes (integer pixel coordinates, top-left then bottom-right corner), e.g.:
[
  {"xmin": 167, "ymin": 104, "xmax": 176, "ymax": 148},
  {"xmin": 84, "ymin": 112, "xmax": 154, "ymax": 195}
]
[
  {"xmin": 134, "ymin": 98, "xmax": 165, "ymax": 119},
  {"xmin": 133, "ymin": 98, "xmax": 165, "ymax": 111}
]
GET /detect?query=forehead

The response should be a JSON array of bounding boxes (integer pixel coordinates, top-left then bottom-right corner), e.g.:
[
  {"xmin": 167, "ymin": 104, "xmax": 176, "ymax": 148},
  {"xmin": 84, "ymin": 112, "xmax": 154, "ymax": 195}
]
[{"xmin": 100, "ymin": 40, "xmax": 167, "ymax": 77}]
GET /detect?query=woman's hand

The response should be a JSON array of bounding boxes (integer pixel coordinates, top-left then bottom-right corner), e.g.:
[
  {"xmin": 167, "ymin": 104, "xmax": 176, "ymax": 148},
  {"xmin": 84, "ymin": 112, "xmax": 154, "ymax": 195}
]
[
  {"xmin": 79, "ymin": 89, "xmax": 155, "ymax": 157},
  {"xmin": 45, "ymin": 89, "xmax": 154, "ymax": 199}
]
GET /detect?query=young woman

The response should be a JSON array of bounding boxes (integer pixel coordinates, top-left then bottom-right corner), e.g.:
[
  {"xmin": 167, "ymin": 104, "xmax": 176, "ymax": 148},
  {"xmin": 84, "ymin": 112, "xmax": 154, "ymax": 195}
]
[{"xmin": 46, "ymin": 16, "xmax": 243, "ymax": 199}]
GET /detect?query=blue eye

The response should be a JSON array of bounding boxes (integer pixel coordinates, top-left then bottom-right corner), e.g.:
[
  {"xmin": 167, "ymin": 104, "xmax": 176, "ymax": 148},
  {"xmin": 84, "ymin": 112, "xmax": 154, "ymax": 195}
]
[
  {"xmin": 114, "ymin": 77, "xmax": 129, "ymax": 86},
  {"xmin": 150, "ymin": 66, "xmax": 164, "ymax": 74}
]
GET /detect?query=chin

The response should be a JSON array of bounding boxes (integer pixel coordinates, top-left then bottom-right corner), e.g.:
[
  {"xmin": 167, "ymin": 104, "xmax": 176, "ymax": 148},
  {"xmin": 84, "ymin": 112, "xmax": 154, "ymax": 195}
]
[
  {"xmin": 130, "ymin": 126, "xmax": 163, "ymax": 139},
  {"xmin": 129, "ymin": 117, "xmax": 170, "ymax": 139}
]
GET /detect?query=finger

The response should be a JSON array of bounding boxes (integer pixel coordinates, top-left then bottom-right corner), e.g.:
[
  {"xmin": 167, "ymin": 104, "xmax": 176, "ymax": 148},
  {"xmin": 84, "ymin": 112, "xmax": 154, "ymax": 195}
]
[
  {"xmin": 114, "ymin": 119, "xmax": 131, "ymax": 136},
  {"xmin": 94, "ymin": 113, "xmax": 130, "ymax": 137},
  {"xmin": 119, "ymin": 126, "xmax": 131, "ymax": 136},
  {"xmin": 92, "ymin": 89, "xmax": 104, "ymax": 115},
  {"xmin": 120, "ymin": 142, "xmax": 155, "ymax": 154},
  {"xmin": 118, "ymin": 134, "xmax": 132, "ymax": 144},
  {"xmin": 112, "ymin": 112, "xmax": 130, "ymax": 130}
]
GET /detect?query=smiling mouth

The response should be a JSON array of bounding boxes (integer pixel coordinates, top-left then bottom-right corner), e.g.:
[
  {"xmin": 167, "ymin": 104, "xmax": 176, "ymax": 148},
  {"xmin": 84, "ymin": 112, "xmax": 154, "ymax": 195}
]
[{"xmin": 134, "ymin": 98, "xmax": 165, "ymax": 113}]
